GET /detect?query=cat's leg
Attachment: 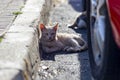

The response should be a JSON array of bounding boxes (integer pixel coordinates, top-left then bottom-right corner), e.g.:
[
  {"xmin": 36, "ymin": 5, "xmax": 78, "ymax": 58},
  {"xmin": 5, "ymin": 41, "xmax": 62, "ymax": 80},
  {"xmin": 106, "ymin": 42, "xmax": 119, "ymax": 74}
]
[
  {"xmin": 64, "ymin": 39, "xmax": 82, "ymax": 52},
  {"xmin": 42, "ymin": 41, "xmax": 64, "ymax": 53},
  {"xmin": 42, "ymin": 46, "xmax": 61, "ymax": 53},
  {"xmin": 73, "ymin": 35, "xmax": 85, "ymax": 45},
  {"xmin": 74, "ymin": 36, "xmax": 88, "ymax": 51},
  {"xmin": 65, "ymin": 47, "xmax": 80, "ymax": 52}
]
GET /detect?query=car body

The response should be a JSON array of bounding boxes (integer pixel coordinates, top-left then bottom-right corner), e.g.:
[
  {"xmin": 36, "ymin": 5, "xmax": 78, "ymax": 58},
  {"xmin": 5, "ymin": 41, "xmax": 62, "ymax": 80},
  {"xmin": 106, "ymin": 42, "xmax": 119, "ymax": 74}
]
[{"xmin": 107, "ymin": 0, "xmax": 120, "ymax": 48}]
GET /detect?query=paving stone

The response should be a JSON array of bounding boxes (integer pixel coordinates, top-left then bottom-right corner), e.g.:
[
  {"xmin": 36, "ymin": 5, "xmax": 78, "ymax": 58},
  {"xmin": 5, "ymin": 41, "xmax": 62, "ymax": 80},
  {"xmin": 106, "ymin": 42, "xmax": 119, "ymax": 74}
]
[
  {"xmin": 0, "ymin": 0, "xmax": 25, "ymax": 36},
  {"xmin": 0, "ymin": 0, "xmax": 51, "ymax": 80}
]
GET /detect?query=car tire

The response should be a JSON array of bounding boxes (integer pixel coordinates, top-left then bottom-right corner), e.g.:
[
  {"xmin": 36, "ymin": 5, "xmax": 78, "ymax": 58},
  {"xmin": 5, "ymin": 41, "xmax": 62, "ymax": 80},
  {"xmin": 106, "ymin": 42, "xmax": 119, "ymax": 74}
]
[{"xmin": 87, "ymin": 0, "xmax": 120, "ymax": 80}]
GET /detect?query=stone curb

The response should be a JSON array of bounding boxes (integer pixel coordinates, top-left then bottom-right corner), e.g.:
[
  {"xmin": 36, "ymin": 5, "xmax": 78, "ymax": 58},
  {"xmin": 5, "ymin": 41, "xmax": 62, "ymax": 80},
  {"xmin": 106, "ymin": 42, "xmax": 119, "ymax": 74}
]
[{"xmin": 0, "ymin": 0, "xmax": 52, "ymax": 80}]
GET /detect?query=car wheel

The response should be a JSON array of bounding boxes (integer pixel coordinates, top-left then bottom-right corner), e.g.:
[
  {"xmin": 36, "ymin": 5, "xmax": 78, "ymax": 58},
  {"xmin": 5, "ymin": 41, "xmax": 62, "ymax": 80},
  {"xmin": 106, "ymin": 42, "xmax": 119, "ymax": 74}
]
[{"xmin": 87, "ymin": 0, "xmax": 120, "ymax": 80}]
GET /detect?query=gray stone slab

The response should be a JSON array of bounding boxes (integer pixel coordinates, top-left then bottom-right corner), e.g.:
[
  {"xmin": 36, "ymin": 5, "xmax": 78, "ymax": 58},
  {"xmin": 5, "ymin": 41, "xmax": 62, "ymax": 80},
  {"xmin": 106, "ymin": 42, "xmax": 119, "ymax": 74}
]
[
  {"xmin": 0, "ymin": 69, "xmax": 24, "ymax": 80},
  {"xmin": 0, "ymin": 0, "xmax": 51, "ymax": 80},
  {"xmin": 0, "ymin": 0, "xmax": 25, "ymax": 36}
]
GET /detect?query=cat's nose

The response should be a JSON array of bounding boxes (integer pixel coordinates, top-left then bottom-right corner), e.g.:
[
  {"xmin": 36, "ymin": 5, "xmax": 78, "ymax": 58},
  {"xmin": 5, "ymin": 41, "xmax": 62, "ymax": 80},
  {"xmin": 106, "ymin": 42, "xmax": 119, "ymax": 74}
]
[{"xmin": 49, "ymin": 37, "xmax": 52, "ymax": 40}]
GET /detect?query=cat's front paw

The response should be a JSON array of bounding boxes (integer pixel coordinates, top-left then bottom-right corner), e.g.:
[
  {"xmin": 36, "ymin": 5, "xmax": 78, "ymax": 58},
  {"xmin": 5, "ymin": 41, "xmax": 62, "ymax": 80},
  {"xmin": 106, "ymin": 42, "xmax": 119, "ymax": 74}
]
[
  {"xmin": 64, "ymin": 47, "xmax": 76, "ymax": 52},
  {"xmin": 63, "ymin": 46, "xmax": 69, "ymax": 51},
  {"xmin": 64, "ymin": 47, "xmax": 83, "ymax": 52}
]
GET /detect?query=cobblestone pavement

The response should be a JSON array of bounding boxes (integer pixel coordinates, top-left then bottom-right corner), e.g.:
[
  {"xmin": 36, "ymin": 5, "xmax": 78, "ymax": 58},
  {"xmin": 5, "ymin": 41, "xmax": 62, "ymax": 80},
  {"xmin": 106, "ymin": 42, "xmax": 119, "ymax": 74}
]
[
  {"xmin": 0, "ymin": 0, "xmax": 26, "ymax": 36},
  {"xmin": 37, "ymin": 0, "xmax": 91, "ymax": 80}
]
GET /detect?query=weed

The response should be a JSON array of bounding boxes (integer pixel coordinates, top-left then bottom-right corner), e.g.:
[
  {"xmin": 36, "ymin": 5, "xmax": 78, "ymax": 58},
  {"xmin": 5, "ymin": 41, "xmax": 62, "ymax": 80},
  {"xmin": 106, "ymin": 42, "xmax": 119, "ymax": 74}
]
[
  {"xmin": 12, "ymin": 11, "xmax": 23, "ymax": 16},
  {"xmin": 0, "ymin": 37, "xmax": 3, "ymax": 43}
]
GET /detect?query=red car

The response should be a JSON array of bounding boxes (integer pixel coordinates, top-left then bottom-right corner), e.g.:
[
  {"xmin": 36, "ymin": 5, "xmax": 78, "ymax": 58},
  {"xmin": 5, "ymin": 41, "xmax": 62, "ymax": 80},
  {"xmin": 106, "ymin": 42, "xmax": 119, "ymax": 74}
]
[{"xmin": 87, "ymin": 0, "xmax": 120, "ymax": 80}]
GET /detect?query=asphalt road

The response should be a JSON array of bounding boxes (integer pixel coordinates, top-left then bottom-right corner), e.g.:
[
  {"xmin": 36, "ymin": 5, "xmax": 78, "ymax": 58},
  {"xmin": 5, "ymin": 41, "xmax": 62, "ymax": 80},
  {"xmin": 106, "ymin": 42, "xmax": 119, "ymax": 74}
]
[{"xmin": 38, "ymin": 0, "xmax": 91, "ymax": 80}]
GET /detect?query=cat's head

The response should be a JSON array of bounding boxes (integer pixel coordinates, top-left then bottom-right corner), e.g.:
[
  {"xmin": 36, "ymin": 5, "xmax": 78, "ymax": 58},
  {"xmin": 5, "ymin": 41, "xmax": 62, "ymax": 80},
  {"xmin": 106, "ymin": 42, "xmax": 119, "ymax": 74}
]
[{"xmin": 40, "ymin": 23, "xmax": 58, "ymax": 41}]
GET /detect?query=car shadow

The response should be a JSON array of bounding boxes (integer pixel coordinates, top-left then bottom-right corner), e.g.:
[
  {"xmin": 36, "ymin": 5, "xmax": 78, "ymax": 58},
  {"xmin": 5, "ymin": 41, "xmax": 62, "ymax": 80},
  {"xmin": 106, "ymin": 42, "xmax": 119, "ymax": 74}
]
[
  {"xmin": 74, "ymin": 28, "xmax": 92, "ymax": 80},
  {"xmin": 67, "ymin": 1, "xmax": 91, "ymax": 79}
]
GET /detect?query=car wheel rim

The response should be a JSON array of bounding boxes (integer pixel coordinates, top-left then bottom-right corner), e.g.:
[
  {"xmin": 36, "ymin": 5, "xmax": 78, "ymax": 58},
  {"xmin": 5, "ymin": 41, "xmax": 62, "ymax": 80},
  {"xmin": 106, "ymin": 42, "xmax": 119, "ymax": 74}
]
[{"xmin": 91, "ymin": 0, "xmax": 106, "ymax": 66}]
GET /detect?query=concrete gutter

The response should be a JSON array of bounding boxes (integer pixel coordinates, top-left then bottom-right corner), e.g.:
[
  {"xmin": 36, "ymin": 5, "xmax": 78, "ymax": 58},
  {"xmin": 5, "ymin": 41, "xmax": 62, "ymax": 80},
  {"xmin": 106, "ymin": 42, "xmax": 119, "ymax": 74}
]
[{"xmin": 0, "ymin": 0, "xmax": 52, "ymax": 80}]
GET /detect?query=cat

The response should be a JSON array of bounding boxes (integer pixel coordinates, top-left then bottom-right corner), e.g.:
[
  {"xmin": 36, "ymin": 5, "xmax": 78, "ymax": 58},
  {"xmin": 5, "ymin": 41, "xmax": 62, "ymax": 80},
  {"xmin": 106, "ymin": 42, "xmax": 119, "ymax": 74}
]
[
  {"xmin": 69, "ymin": 12, "xmax": 87, "ymax": 29},
  {"xmin": 39, "ymin": 23, "xmax": 87, "ymax": 53}
]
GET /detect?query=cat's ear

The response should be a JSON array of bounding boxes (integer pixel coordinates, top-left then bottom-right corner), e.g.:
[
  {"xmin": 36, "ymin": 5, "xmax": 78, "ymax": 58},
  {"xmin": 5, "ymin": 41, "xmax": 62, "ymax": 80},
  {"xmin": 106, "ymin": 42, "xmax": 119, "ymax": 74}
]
[
  {"xmin": 40, "ymin": 23, "xmax": 46, "ymax": 31},
  {"xmin": 54, "ymin": 23, "xmax": 58, "ymax": 31}
]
